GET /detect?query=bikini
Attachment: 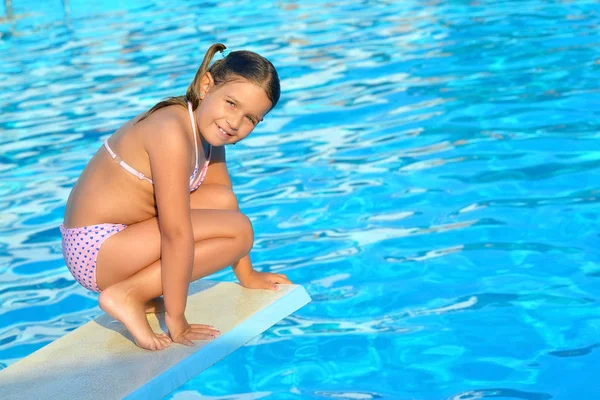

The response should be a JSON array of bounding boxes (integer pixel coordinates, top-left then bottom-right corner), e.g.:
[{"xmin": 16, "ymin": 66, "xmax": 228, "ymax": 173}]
[{"xmin": 59, "ymin": 101, "xmax": 211, "ymax": 293}]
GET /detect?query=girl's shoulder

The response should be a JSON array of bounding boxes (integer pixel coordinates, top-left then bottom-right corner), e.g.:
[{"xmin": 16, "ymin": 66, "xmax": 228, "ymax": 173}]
[{"xmin": 135, "ymin": 105, "xmax": 191, "ymax": 148}]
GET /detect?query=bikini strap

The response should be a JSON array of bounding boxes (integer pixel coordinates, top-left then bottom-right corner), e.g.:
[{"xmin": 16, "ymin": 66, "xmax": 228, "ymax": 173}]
[
  {"xmin": 103, "ymin": 140, "xmax": 154, "ymax": 184},
  {"xmin": 187, "ymin": 101, "xmax": 199, "ymax": 170}
]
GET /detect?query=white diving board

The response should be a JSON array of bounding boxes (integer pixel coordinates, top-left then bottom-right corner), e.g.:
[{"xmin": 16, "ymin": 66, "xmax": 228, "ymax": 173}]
[{"xmin": 0, "ymin": 280, "xmax": 311, "ymax": 399}]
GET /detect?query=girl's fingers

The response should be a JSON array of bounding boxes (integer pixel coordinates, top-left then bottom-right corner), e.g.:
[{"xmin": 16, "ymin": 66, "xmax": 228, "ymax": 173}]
[
  {"xmin": 275, "ymin": 274, "xmax": 292, "ymax": 283},
  {"xmin": 170, "ymin": 325, "xmax": 221, "ymax": 346},
  {"xmin": 189, "ymin": 324, "xmax": 220, "ymax": 333},
  {"xmin": 188, "ymin": 324, "xmax": 217, "ymax": 329},
  {"xmin": 187, "ymin": 331, "xmax": 217, "ymax": 340},
  {"xmin": 186, "ymin": 330, "xmax": 221, "ymax": 340},
  {"xmin": 171, "ymin": 331, "xmax": 195, "ymax": 347},
  {"xmin": 180, "ymin": 339, "xmax": 195, "ymax": 347}
]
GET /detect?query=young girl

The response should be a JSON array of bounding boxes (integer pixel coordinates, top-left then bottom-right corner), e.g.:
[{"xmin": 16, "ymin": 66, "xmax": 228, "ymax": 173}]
[{"xmin": 60, "ymin": 43, "xmax": 292, "ymax": 351}]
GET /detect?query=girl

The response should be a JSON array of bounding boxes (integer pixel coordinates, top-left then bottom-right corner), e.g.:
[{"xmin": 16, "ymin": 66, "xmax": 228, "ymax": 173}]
[{"xmin": 60, "ymin": 43, "xmax": 292, "ymax": 351}]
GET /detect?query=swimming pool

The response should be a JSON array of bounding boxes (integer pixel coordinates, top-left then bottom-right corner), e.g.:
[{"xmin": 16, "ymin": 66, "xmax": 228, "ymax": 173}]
[{"xmin": 1, "ymin": 0, "xmax": 599, "ymax": 398}]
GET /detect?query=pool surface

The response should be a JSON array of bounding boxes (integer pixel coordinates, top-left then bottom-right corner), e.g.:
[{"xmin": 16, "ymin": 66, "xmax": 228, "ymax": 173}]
[{"xmin": 1, "ymin": 0, "xmax": 600, "ymax": 398}]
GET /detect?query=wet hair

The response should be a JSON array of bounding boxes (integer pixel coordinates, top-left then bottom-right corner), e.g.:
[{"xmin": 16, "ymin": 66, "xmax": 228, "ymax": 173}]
[{"xmin": 136, "ymin": 43, "xmax": 280, "ymax": 123}]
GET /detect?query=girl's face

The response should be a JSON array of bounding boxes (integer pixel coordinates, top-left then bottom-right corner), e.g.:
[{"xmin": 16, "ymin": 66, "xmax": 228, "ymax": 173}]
[{"xmin": 196, "ymin": 78, "xmax": 273, "ymax": 146}]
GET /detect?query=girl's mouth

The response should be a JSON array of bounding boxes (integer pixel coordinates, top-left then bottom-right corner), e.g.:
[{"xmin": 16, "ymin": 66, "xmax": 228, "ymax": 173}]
[{"xmin": 216, "ymin": 124, "xmax": 233, "ymax": 138}]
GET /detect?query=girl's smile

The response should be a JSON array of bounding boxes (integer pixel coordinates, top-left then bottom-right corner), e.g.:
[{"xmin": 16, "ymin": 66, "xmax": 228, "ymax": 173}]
[
  {"xmin": 215, "ymin": 123, "xmax": 233, "ymax": 139},
  {"xmin": 196, "ymin": 79, "xmax": 273, "ymax": 146}
]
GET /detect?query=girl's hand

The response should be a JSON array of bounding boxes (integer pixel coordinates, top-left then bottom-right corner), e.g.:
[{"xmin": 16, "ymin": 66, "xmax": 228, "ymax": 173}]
[
  {"xmin": 165, "ymin": 312, "xmax": 220, "ymax": 347},
  {"xmin": 239, "ymin": 270, "xmax": 292, "ymax": 291}
]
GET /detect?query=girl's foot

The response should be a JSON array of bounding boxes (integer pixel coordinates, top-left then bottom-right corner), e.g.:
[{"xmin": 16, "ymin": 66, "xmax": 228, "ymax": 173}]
[
  {"xmin": 145, "ymin": 297, "xmax": 165, "ymax": 314},
  {"xmin": 99, "ymin": 285, "xmax": 172, "ymax": 351}
]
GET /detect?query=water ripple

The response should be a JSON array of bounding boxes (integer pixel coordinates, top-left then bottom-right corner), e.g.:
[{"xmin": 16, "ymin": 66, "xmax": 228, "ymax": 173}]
[{"xmin": 1, "ymin": 0, "xmax": 600, "ymax": 398}]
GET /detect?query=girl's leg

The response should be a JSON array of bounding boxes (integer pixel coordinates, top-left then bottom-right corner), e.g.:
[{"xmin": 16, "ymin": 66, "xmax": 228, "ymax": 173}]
[
  {"xmin": 95, "ymin": 186, "xmax": 247, "ymax": 350},
  {"xmin": 98, "ymin": 184, "xmax": 240, "ymax": 287},
  {"xmin": 145, "ymin": 184, "xmax": 238, "ymax": 314}
]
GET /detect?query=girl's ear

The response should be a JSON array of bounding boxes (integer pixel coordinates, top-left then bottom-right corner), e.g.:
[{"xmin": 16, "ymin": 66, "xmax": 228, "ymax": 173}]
[{"xmin": 200, "ymin": 72, "xmax": 214, "ymax": 96}]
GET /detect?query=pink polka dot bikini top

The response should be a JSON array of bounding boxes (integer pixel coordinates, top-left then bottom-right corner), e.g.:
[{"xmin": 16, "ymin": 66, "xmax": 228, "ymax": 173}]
[{"xmin": 103, "ymin": 101, "xmax": 212, "ymax": 192}]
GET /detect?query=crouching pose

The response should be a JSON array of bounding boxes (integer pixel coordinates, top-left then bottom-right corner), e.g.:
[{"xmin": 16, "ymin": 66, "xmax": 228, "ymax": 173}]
[{"xmin": 60, "ymin": 43, "xmax": 291, "ymax": 350}]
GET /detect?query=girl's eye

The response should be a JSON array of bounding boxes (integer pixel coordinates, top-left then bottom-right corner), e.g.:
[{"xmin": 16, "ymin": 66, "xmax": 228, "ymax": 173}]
[
  {"xmin": 226, "ymin": 100, "xmax": 235, "ymax": 107},
  {"xmin": 246, "ymin": 116, "xmax": 256, "ymax": 124}
]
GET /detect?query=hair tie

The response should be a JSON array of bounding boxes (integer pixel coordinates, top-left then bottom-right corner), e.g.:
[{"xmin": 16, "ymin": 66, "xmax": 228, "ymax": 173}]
[{"xmin": 220, "ymin": 48, "xmax": 231, "ymax": 58}]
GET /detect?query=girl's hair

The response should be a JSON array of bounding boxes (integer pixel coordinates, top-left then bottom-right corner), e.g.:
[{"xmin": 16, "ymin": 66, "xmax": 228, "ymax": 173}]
[{"xmin": 137, "ymin": 43, "xmax": 280, "ymax": 123}]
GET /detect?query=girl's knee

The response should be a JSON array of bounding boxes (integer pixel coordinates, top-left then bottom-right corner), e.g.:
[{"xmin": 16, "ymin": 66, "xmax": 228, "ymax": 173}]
[{"xmin": 237, "ymin": 213, "xmax": 254, "ymax": 254}]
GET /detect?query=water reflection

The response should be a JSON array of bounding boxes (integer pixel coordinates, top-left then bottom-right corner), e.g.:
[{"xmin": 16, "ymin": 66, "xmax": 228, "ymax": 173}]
[{"xmin": 1, "ymin": 1, "xmax": 600, "ymax": 398}]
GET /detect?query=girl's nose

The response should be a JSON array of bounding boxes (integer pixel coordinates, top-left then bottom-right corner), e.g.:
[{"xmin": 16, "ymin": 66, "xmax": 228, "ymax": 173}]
[{"xmin": 227, "ymin": 113, "xmax": 243, "ymax": 130}]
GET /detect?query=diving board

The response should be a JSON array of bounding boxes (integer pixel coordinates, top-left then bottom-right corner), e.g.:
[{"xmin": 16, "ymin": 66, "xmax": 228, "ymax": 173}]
[{"xmin": 0, "ymin": 280, "xmax": 311, "ymax": 399}]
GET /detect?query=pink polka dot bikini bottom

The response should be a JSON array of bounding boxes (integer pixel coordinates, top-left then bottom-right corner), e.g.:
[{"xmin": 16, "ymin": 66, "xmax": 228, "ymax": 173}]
[{"xmin": 59, "ymin": 223, "xmax": 127, "ymax": 292}]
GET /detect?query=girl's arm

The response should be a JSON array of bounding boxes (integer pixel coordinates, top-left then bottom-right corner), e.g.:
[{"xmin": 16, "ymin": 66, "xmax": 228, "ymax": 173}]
[
  {"xmin": 147, "ymin": 117, "xmax": 195, "ymax": 318},
  {"xmin": 203, "ymin": 147, "xmax": 291, "ymax": 289},
  {"xmin": 202, "ymin": 146, "xmax": 254, "ymax": 282}
]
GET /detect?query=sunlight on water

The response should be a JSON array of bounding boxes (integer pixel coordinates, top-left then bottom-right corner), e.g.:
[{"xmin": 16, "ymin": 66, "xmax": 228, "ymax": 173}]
[{"xmin": 1, "ymin": 0, "xmax": 600, "ymax": 398}]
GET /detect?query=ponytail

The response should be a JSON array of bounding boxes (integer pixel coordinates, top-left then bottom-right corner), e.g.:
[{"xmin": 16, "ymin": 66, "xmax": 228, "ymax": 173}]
[
  {"xmin": 136, "ymin": 42, "xmax": 279, "ymax": 124},
  {"xmin": 185, "ymin": 43, "xmax": 226, "ymax": 109},
  {"xmin": 135, "ymin": 43, "xmax": 226, "ymax": 123}
]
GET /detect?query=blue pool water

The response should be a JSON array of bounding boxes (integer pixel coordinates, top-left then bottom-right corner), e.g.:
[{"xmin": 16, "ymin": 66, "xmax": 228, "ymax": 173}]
[{"xmin": 1, "ymin": 0, "xmax": 600, "ymax": 398}]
